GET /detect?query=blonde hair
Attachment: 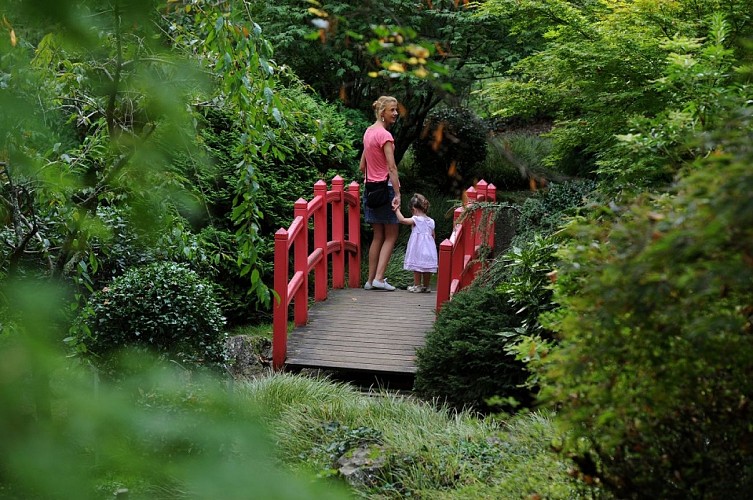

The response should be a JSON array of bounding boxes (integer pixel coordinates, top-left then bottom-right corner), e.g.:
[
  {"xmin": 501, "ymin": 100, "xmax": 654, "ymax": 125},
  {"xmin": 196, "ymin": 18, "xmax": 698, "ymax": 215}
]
[
  {"xmin": 410, "ymin": 193, "xmax": 430, "ymax": 214},
  {"xmin": 372, "ymin": 96, "xmax": 398, "ymax": 121}
]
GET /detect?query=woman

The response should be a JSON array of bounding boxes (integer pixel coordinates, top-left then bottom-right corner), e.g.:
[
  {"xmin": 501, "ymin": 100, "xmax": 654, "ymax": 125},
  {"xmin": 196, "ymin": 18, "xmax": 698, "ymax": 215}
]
[{"xmin": 361, "ymin": 96, "xmax": 401, "ymax": 291}]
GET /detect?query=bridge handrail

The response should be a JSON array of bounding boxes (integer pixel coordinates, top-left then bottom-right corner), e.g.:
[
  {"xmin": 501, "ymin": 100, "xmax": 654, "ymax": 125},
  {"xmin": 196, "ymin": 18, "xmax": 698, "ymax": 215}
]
[
  {"xmin": 435, "ymin": 180, "xmax": 496, "ymax": 313},
  {"xmin": 272, "ymin": 176, "xmax": 361, "ymax": 370},
  {"xmin": 272, "ymin": 178, "xmax": 495, "ymax": 370}
]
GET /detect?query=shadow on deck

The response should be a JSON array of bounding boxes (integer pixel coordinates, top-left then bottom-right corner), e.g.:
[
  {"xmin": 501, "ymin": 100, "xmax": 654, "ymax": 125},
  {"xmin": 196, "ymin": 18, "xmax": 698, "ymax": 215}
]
[{"xmin": 284, "ymin": 288, "xmax": 436, "ymax": 376}]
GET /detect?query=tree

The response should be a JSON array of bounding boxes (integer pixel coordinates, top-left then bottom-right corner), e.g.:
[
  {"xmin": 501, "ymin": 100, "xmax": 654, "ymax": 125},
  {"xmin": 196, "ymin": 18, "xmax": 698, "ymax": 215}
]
[
  {"xmin": 477, "ymin": 0, "xmax": 753, "ymax": 182},
  {"xmin": 1, "ymin": 0, "xmax": 207, "ymax": 290},
  {"xmin": 248, "ymin": 0, "xmax": 521, "ymax": 163},
  {"xmin": 537, "ymin": 104, "xmax": 753, "ymax": 497},
  {"xmin": 1, "ymin": 0, "xmax": 310, "ymax": 420}
]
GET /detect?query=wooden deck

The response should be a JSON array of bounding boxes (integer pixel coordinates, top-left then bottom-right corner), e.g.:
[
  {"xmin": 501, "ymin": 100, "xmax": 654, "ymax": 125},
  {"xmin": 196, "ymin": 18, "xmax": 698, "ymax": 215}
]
[{"xmin": 285, "ymin": 287, "xmax": 436, "ymax": 374}]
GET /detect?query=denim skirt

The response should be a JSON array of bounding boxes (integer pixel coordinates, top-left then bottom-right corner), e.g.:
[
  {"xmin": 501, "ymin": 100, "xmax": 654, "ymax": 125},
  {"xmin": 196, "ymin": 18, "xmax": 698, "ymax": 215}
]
[{"xmin": 363, "ymin": 184, "xmax": 398, "ymax": 224}]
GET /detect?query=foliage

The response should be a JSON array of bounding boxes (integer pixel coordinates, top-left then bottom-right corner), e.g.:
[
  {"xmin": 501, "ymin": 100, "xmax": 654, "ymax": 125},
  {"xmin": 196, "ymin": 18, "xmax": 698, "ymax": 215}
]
[
  {"xmin": 72, "ymin": 261, "xmax": 227, "ymax": 374},
  {"xmin": 468, "ymin": 232, "xmax": 560, "ymax": 397},
  {"xmin": 173, "ymin": 86, "xmax": 359, "ymax": 324},
  {"xmin": 195, "ymin": 225, "xmax": 259, "ymax": 325},
  {"xmin": 478, "ymin": 0, "xmax": 753, "ymax": 181},
  {"xmin": 0, "ymin": 290, "xmax": 348, "ymax": 498},
  {"xmin": 415, "ymin": 286, "xmax": 531, "ymax": 412},
  {"xmin": 495, "ymin": 235, "xmax": 558, "ymax": 333},
  {"xmin": 597, "ymin": 13, "xmax": 750, "ymax": 190},
  {"xmin": 85, "ymin": 205, "xmax": 209, "ymax": 287},
  {"xmin": 253, "ymin": 85, "xmax": 360, "ymax": 233},
  {"xmin": 249, "ymin": 0, "xmax": 519, "ymax": 163},
  {"xmin": 0, "ymin": 0, "xmax": 206, "ymax": 296},
  {"xmin": 481, "ymin": 133, "xmax": 553, "ymax": 191},
  {"xmin": 536, "ymin": 108, "xmax": 753, "ymax": 497},
  {"xmin": 1, "ymin": 0, "xmax": 362, "ymax": 327},
  {"xmin": 165, "ymin": 0, "xmax": 332, "ymax": 307},
  {"xmin": 242, "ymin": 373, "xmax": 582, "ymax": 499},
  {"xmin": 412, "ymin": 106, "xmax": 489, "ymax": 194},
  {"xmin": 511, "ymin": 179, "xmax": 596, "ymax": 248}
]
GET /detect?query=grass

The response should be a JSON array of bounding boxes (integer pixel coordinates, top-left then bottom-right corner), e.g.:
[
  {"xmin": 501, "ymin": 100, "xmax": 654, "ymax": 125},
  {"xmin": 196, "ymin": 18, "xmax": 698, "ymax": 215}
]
[
  {"xmin": 2, "ymin": 333, "xmax": 585, "ymax": 499},
  {"xmin": 228, "ymin": 322, "xmax": 276, "ymax": 338},
  {"xmin": 237, "ymin": 373, "xmax": 585, "ymax": 499}
]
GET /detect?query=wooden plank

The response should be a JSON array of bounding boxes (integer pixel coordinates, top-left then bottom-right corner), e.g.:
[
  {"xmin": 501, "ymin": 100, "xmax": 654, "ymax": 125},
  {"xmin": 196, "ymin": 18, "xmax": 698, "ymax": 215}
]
[
  {"xmin": 284, "ymin": 287, "xmax": 435, "ymax": 375},
  {"xmin": 289, "ymin": 336, "xmax": 424, "ymax": 348},
  {"xmin": 290, "ymin": 341, "xmax": 421, "ymax": 353}
]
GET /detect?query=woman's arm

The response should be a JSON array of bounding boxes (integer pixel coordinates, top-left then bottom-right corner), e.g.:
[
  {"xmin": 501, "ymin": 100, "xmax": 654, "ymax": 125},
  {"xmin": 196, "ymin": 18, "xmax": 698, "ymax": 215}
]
[
  {"xmin": 359, "ymin": 151, "xmax": 366, "ymax": 177},
  {"xmin": 383, "ymin": 141, "xmax": 400, "ymax": 209}
]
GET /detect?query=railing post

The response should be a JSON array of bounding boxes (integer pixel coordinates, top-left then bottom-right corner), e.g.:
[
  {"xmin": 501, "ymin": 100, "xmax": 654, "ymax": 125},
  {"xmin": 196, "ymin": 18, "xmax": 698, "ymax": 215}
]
[
  {"xmin": 272, "ymin": 177, "xmax": 367, "ymax": 371},
  {"xmin": 485, "ymin": 183, "xmax": 497, "ymax": 250},
  {"xmin": 331, "ymin": 176, "xmax": 345, "ymax": 289},
  {"xmin": 450, "ymin": 208, "xmax": 463, "ymax": 292},
  {"xmin": 313, "ymin": 180, "xmax": 328, "ymax": 301},
  {"xmin": 347, "ymin": 181, "xmax": 362, "ymax": 289},
  {"xmin": 272, "ymin": 228, "xmax": 289, "ymax": 371},
  {"xmin": 293, "ymin": 199, "xmax": 309, "ymax": 327},
  {"xmin": 471, "ymin": 182, "xmax": 485, "ymax": 279},
  {"xmin": 436, "ymin": 238, "xmax": 453, "ymax": 314},
  {"xmin": 461, "ymin": 210, "xmax": 475, "ymax": 289}
]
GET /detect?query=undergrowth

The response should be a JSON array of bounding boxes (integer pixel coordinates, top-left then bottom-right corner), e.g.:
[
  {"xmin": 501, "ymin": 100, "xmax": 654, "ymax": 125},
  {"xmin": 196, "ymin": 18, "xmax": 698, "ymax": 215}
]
[{"xmin": 238, "ymin": 373, "xmax": 586, "ymax": 499}]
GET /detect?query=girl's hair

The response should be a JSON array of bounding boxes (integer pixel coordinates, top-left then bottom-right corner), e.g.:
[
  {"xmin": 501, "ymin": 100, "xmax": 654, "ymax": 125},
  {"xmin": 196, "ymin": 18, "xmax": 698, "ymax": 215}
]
[
  {"xmin": 410, "ymin": 193, "xmax": 430, "ymax": 214},
  {"xmin": 372, "ymin": 96, "xmax": 398, "ymax": 120}
]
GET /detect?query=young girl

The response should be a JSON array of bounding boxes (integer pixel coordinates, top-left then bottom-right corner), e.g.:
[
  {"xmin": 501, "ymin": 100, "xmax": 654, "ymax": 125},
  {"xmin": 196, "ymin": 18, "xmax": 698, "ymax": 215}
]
[{"xmin": 394, "ymin": 193, "xmax": 438, "ymax": 293}]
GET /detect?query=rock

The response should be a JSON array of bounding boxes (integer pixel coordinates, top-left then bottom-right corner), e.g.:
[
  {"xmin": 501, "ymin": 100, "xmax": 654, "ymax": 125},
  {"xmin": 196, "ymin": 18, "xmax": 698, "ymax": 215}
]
[
  {"xmin": 224, "ymin": 335, "xmax": 272, "ymax": 380},
  {"xmin": 336, "ymin": 443, "xmax": 387, "ymax": 487}
]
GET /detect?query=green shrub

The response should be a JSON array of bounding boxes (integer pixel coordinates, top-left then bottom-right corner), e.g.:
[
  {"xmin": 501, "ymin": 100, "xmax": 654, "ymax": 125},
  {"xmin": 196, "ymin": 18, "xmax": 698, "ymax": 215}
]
[
  {"xmin": 537, "ymin": 111, "xmax": 753, "ymax": 497},
  {"xmin": 512, "ymin": 179, "xmax": 596, "ymax": 247},
  {"xmin": 414, "ymin": 286, "xmax": 531, "ymax": 412},
  {"xmin": 169, "ymin": 86, "xmax": 359, "ymax": 324},
  {"xmin": 87, "ymin": 205, "xmax": 210, "ymax": 289},
  {"xmin": 195, "ymin": 225, "xmax": 272, "ymax": 325},
  {"xmin": 74, "ymin": 261, "xmax": 227, "ymax": 373},
  {"xmin": 412, "ymin": 107, "xmax": 489, "ymax": 194}
]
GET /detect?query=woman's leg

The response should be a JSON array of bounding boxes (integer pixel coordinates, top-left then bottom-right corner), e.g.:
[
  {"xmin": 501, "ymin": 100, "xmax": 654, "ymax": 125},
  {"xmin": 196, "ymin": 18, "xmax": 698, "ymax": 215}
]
[
  {"xmin": 367, "ymin": 223, "xmax": 385, "ymax": 283},
  {"xmin": 375, "ymin": 223, "xmax": 399, "ymax": 281}
]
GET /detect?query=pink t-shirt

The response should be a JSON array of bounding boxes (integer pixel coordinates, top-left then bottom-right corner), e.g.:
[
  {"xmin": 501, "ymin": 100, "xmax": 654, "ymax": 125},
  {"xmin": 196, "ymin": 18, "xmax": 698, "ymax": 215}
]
[{"xmin": 363, "ymin": 125, "xmax": 394, "ymax": 183}]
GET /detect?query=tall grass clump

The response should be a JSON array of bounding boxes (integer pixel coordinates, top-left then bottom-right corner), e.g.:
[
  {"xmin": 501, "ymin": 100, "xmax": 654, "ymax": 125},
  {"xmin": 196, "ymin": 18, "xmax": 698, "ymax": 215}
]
[
  {"xmin": 237, "ymin": 373, "xmax": 582, "ymax": 498},
  {"xmin": 480, "ymin": 133, "xmax": 555, "ymax": 191}
]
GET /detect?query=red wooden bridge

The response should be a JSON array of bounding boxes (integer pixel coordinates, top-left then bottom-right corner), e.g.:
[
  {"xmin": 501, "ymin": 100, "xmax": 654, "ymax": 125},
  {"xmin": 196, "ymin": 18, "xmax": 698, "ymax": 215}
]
[{"xmin": 273, "ymin": 177, "xmax": 496, "ymax": 374}]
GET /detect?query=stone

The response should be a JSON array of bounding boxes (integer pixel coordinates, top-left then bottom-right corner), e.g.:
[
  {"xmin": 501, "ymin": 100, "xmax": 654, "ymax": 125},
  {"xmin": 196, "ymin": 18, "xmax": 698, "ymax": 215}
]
[
  {"xmin": 224, "ymin": 335, "xmax": 272, "ymax": 380},
  {"xmin": 336, "ymin": 443, "xmax": 387, "ymax": 487}
]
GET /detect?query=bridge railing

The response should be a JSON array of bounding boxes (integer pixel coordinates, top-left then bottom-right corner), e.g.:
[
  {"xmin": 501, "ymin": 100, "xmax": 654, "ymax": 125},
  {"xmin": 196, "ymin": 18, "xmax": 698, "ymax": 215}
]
[
  {"xmin": 436, "ymin": 180, "xmax": 497, "ymax": 313},
  {"xmin": 272, "ymin": 177, "xmax": 496, "ymax": 370},
  {"xmin": 272, "ymin": 176, "xmax": 361, "ymax": 370}
]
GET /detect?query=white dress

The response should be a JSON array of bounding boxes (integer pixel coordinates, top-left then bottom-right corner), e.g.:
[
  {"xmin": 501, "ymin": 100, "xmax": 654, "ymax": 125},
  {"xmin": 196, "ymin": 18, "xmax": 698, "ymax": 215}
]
[{"xmin": 404, "ymin": 216, "xmax": 438, "ymax": 273}]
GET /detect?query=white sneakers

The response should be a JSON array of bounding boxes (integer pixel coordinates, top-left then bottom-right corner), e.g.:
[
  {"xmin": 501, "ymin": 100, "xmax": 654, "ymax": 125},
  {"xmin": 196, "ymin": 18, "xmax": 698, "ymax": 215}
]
[
  {"xmin": 371, "ymin": 279, "xmax": 396, "ymax": 291},
  {"xmin": 364, "ymin": 280, "xmax": 428, "ymax": 292}
]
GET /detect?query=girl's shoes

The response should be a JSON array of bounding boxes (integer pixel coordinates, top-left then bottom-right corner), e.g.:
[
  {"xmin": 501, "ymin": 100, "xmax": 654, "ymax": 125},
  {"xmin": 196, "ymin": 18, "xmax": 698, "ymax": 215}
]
[{"xmin": 407, "ymin": 285, "xmax": 431, "ymax": 293}]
